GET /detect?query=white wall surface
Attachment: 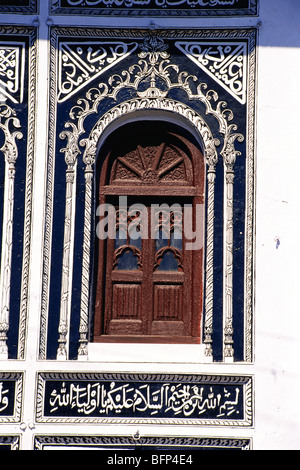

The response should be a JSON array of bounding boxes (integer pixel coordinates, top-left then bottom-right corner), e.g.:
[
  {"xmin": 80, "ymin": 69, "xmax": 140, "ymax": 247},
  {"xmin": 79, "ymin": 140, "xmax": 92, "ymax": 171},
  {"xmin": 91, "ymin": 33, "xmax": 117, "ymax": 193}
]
[{"xmin": 253, "ymin": 0, "xmax": 300, "ymax": 449}]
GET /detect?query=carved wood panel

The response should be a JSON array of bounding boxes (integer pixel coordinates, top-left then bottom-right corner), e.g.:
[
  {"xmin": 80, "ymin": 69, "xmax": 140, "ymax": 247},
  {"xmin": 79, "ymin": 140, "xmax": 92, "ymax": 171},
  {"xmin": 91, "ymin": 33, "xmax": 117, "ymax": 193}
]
[
  {"xmin": 112, "ymin": 284, "xmax": 141, "ymax": 320},
  {"xmin": 153, "ymin": 284, "xmax": 183, "ymax": 321},
  {"xmin": 110, "ymin": 137, "xmax": 193, "ymax": 186},
  {"xmin": 94, "ymin": 122, "xmax": 205, "ymax": 344}
]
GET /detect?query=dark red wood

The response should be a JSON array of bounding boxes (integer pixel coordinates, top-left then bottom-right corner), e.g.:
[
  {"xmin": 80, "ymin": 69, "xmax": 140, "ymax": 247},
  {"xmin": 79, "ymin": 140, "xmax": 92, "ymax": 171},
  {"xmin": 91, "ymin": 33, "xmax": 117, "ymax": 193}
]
[{"xmin": 93, "ymin": 122, "xmax": 205, "ymax": 344}]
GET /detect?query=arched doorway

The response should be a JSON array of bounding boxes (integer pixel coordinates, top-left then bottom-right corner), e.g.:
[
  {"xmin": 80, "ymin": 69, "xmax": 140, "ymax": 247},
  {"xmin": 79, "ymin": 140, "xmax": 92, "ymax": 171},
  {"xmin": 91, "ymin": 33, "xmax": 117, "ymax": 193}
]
[{"xmin": 93, "ymin": 121, "xmax": 205, "ymax": 343}]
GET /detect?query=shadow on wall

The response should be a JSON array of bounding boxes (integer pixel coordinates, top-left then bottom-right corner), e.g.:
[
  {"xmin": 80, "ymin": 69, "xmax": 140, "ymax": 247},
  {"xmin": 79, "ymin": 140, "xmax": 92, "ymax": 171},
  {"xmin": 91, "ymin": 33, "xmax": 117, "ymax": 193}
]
[{"xmin": 259, "ymin": 0, "xmax": 300, "ymax": 48}]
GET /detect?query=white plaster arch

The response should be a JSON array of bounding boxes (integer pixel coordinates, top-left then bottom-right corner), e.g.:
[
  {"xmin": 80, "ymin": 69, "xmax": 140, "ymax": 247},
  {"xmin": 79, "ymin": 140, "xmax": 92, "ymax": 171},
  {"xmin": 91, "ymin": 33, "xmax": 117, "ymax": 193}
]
[
  {"xmin": 80, "ymin": 98, "xmax": 219, "ymax": 171},
  {"xmin": 94, "ymin": 109, "xmax": 205, "ymax": 156}
]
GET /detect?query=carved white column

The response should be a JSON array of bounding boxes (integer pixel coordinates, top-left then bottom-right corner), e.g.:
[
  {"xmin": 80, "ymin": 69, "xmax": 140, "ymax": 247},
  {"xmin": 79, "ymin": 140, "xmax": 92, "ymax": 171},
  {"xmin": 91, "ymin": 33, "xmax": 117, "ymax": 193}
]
[
  {"xmin": 0, "ymin": 106, "xmax": 22, "ymax": 360},
  {"xmin": 78, "ymin": 166, "xmax": 93, "ymax": 359},
  {"xmin": 78, "ymin": 140, "xmax": 97, "ymax": 360},
  {"xmin": 223, "ymin": 168, "xmax": 235, "ymax": 361},
  {"xmin": 221, "ymin": 135, "xmax": 242, "ymax": 362},
  {"xmin": 203, "ymin": 147, "xmax": 218, "ymax": 360},
  {"xmin": 57, "ymin": 159, "xmax": 77, "ymax": 360}
]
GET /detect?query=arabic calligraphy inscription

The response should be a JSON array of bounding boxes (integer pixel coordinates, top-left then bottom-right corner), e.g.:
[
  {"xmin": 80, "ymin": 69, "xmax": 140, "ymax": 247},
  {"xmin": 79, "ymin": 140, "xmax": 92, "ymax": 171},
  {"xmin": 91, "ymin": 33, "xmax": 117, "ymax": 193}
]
[
  {"xmin": 51, "ymin": 0, "xmax": 258, "ymax": 16},
  {"xmin": 60, "ymin": 0, "xmax": 249, "ymax": 6},
  {"xmin": 0, "ymin": 381, "xmax": 16, "ymax": 417},
  {"xmin": 58, "ymin": 41, "xmax": 138, "ymax": 103},
  {"xmin": 176, "ymin": 41, "xmax": 247, "ymax": 104},
  {"xmin": 38, "ymin": 373, "xmax": 253, "ymax": 425},
  {"xmin": 0, "ymin": 43, "xmax": 25, "ymax": 104}
]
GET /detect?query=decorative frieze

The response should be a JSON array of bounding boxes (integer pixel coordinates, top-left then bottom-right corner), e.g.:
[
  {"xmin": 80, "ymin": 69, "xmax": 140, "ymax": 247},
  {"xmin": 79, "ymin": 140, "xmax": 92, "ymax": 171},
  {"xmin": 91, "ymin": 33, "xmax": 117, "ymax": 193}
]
[
  {"xmin": 0, "ymin": 0, "xmax": 37, "ymax": 14},
  {"xmin": 0, "ymin": 44, "xmax": 25, "ymax": 104},
  {"xmin": 34, "ymin": 434, "xmax": 252, "ymax": 450},
  {"xmin": 36, "ymin": 372, "xmax": 253, "ymax": 426},
  {"xmin": 175, "ymin": 42, "xmax": 247, "ymax": 104},
  {"xmin": 50, "ymin": 0, "xmax": 258, "ymax": 17}
]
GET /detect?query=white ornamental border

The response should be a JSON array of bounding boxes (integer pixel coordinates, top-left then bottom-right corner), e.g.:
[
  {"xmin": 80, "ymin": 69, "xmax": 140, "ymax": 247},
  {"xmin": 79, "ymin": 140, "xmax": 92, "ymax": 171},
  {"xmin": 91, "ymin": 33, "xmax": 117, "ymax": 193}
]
[{"xmin": 41, "ymin": 29, "xmax": 256, "ymax": 363}]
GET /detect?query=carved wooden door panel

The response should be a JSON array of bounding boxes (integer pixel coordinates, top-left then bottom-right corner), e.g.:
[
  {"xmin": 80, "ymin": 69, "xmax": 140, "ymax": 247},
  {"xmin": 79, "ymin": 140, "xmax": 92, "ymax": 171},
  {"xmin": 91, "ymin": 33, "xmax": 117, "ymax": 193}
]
[
  {"xmin": 150, "ymin": 201, "xmax": 193, "ymax": 339},
  {"xmin": 94, "ymin": 123, "xmax": 204, "ymax": 344},
  {"xmin": 103, "ymin": 201, "xmax": 145, "ymax": 337}
]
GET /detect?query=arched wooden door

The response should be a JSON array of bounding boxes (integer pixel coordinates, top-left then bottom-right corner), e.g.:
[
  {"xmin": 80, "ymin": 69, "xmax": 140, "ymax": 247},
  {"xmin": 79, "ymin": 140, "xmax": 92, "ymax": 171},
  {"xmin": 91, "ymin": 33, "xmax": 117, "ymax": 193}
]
[{"xmin": 93, "ymin": 122, "xmax": 205, "ymax": 344}]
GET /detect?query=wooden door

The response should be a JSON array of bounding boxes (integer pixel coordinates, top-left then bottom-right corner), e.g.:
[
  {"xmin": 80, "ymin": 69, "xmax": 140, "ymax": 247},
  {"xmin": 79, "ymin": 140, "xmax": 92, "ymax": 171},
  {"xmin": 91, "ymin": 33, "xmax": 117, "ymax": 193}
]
[{"xmin": 93, "ymin": 122, "xmax": 205, "ymax": 344}]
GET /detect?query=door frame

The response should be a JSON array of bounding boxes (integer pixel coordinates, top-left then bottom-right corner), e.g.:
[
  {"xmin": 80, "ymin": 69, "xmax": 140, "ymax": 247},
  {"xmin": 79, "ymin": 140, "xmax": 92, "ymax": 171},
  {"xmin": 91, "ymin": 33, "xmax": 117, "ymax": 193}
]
[{"xmin": 93, "ymin": 121, "xmax": 205, "ymax": 344}]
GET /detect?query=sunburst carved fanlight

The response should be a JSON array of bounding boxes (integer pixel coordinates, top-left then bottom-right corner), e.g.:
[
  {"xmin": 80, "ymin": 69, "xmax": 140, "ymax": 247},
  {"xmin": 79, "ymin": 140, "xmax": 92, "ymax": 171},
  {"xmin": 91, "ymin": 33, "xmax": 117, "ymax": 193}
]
[{"xmin": 110, "ymin": 139, "xmax": 193, "ymax": 186}]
